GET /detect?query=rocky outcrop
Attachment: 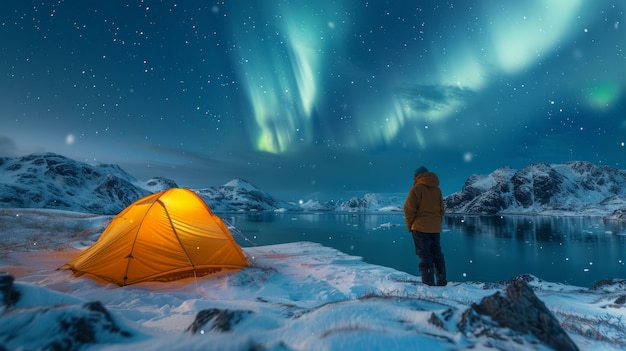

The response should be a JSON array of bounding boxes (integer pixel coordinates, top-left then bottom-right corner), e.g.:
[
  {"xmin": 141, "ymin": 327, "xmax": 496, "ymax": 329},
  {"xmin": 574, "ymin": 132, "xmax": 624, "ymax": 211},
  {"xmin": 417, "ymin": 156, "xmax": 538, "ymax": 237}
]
[
  {"xmin": 186, "ymin": 308, "xmax": 254, "ymax": 333},
  {"xmin": 445, "ymin": 161, "xmax": 626, "ymax": 217},
  {"xmin": 0, "ymin": 274, "xmax": 20, "ymax": 310},
  {"xmin": 0, "ymin": 274, "xmax": 134, "ymax": 350},
  {"xmin": 459, "ymin": 276, "xmax": 579, "ymax": 351}
]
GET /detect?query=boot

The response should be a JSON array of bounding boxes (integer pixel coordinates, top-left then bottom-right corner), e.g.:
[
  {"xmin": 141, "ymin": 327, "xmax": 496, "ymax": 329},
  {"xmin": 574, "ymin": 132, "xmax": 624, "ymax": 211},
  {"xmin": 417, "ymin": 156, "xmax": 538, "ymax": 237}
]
[
  {"xmin": 435, "ymin": 261, "xmax": 447, "ymax": 286},
  {"xmin": 420, "ymin": 267, "xmax": 435, "ymax": 286}
]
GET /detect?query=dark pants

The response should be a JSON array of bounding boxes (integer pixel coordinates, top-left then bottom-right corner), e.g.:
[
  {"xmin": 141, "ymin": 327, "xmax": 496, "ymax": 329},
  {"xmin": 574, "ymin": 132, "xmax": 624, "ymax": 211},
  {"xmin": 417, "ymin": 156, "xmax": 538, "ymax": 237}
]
[{"xmin": 411, "ymin": 231, "xmax": 447, "ymax": 286}]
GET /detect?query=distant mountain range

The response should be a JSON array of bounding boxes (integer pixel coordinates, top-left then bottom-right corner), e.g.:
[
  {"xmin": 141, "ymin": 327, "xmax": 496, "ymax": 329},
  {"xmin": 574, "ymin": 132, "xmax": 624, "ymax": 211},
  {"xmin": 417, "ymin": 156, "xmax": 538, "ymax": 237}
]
[
  {"xmin": 195, "ymin": 178, "xmax": 299, "ymax": 212},
  {"xmin": 0, "ymin": 153, "xmax": 297, "ymax": 215},
  {"xmin": 1, "ymin": 153, "xmax": 625, "ymax": 219},
  {"xmin": 444, "ymin": 161, "xmax": 626, "ymax": 220}
]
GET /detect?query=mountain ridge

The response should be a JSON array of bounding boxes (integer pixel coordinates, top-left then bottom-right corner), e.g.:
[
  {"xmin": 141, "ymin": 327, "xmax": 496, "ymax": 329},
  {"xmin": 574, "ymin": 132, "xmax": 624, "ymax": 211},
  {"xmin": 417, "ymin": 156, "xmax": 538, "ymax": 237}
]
[
  {"xmin": 444, "ymin": 161, "xmax": 626, "ymax": 219},
  {"xmin": 1, "ymin": 153, "xmax": 625, "ymax": 218}
]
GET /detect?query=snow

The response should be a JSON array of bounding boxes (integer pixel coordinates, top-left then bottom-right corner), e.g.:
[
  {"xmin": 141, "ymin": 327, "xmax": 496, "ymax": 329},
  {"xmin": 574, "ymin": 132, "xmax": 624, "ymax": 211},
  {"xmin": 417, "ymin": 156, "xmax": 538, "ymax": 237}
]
[
  {"xmin": 1, "ymin": 209, "xmax": 626, "ymax": 350},
  {"xmin": 223, "ymin": 178, "xmax": 261, "ymax": 192},
  {"xmin": 445, "ymin": 162, "xmax": 626, "ymax": 218}
]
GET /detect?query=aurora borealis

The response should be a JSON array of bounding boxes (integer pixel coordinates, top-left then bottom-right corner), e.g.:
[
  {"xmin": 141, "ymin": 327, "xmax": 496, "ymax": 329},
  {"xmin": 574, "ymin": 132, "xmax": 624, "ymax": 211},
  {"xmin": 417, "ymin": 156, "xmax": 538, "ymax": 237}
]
[{"xmin": 1, "ymin": 1, "xmax": 625, "ymax": 200}]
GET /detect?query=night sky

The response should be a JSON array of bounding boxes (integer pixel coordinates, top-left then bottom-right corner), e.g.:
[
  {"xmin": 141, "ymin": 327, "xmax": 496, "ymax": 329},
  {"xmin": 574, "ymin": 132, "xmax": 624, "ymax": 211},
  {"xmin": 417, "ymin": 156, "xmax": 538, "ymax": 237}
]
[{"xmin": 1, "ymin": 1, "xmax": 625, "ymax": 201}]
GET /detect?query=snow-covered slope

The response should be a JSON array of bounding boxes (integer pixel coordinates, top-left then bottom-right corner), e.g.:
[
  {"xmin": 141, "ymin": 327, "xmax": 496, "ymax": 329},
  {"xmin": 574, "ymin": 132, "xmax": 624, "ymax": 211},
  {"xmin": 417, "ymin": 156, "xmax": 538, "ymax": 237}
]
[
  {"xmin": 333, "ymin": 193, "xmax": 404, "ymax": 212},
  {"xmin": 194, "ymin": 178, "xmax": 300, "ymax": 212},
  {"xmin": 0, "ymin": 153, "xmax": 174, "ymax": 215},
  {"xmin": 294, "ymin": 193, "xmax": 405, "ymax": 212},
  {"xmin": 445, "ymin": 161, "xmax": 626, "ymax": 218}
]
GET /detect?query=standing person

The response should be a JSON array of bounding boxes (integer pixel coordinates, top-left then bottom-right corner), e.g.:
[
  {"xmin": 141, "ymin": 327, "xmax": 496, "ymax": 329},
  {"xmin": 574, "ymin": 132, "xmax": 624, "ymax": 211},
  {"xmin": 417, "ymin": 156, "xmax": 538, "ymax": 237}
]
[{"xmin": 403, "ymin": 166, "xmax": 447, "ymax": 286}]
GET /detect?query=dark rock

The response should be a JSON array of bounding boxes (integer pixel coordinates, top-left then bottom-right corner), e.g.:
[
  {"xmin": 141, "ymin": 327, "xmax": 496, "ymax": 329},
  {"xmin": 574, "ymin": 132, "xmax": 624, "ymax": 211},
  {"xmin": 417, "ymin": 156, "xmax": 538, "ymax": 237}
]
[
  {"xmin": 0, "ymin": 274, "xmax": 20, "ymax": 309},
  {"xmin": 0, "ymin": 300, "xmax": 133, "ymax": 351},
  {"xmin": 427, "ymin": 312, "xmax": 447, "ymax": 330},
  {"xmin": 590, "ymin": 278, "xmax": 626, "ymax": 291},
  {"xmin": 144, "ymin": 176, "xmax": 178, "ymax": 189},
  {"xmin": 186, "ymin": 308, "xmax": 253, "ymax": 333},
  {"xmin": 462, "ymin": 277, "xmax": 579, "ymax": 351},
  {"xmin": 590, "ymin": 278, "xmax": 617, "ymax": 290}
]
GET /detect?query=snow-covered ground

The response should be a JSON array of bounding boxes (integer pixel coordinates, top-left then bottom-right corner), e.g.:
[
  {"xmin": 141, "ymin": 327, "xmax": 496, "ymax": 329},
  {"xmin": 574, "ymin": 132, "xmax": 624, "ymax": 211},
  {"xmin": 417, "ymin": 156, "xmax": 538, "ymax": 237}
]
[{"xmin": 1, "ymin": 208, "xmax": 625, "ymax": 350}]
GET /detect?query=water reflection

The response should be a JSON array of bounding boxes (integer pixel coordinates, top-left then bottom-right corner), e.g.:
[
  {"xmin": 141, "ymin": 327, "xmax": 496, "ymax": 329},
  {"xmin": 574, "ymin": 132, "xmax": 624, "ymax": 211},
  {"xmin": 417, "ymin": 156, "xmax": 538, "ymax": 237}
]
[
  {"xmin": 441, "ymin": 215, "xmax": 626, "ymax": 287},
  {"xmin": 445, "ymin": 215, "xmax": 626, "ymax": 242},
  {"xmin": 223, "ymin": 212, "xmax": 626, "ymax": 288}
]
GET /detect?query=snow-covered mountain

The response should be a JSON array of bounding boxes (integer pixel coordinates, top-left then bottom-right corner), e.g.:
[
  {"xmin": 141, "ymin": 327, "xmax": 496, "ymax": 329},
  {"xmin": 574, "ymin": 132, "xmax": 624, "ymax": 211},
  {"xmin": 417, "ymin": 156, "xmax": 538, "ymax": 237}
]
[
  {"xmin": 3, "ymin": 154, "xmax": 626, "ymax": 218},
  {"xmin": 0, "ymin": 152, "xmax": 408, "ymax": 214},
  {"xmin": 0, "ymin": 153, "xmax": 303, "ymax": 214},
  {"xmin": 194, "ymin": 178, "xmax": 300, "ymax": 212},
  {"xmin": 332, "ymin": 193, "xmax": 404, "ymax": 212},
  {"xmin": 298, "ymin": 193, "xmax": 404, "ymax": 213},
  {"xmin": 298, "ymin": 199, "xmax": 337, "ymax": 211},
  {"xmin": 445, "ymin": 161, "xmax": 626, "ymax": 219},
  {"xmin": 0, "ymin": 153, "xmax": 168, "ymax": 215},
  {"xmin": 0, "ymin": 153, "xmax": 405, "ymax": 214}
]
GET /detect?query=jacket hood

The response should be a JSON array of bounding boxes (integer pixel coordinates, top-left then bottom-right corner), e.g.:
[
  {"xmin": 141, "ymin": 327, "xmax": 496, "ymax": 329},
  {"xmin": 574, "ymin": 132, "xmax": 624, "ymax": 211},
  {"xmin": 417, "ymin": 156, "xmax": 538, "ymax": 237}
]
[{"xmin": 414, "ymin": 172, "xmax": 439, "ymax": 187}]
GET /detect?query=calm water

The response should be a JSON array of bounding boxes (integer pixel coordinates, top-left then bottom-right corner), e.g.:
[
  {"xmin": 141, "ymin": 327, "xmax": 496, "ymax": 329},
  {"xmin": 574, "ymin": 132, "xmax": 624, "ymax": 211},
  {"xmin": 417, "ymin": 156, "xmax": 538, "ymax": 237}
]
[{"xmin": 223, "ymin": 212, "xmax": 626, "ymax": 288}]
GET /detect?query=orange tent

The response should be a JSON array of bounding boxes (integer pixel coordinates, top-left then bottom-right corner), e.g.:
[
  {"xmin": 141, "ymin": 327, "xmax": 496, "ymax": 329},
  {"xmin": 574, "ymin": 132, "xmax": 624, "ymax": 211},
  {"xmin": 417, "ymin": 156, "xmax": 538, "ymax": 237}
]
[{"xmin": 62, "ymin": 188, "xmax": 248, "ymax": 286}]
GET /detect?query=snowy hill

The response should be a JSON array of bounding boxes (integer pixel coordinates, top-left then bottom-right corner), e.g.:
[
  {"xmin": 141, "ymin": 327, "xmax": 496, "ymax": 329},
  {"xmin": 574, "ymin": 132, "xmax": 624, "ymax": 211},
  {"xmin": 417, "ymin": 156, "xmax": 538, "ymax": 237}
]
[
  {"xmin": 333, "ymin": 193, "xmax": 404, "ymax": 212},
  {"xmin": 0, "ymin": 153, "xmax": 175, "ymax": 215},
  {"xmin": 445, "ymin": 161, "xmax": 626, "ymax": 219},
  {"xmin": 295, "ymin": 193, "xmax": 405, "ymax": 213},
  {"xmin": 194, "ymin": 178, "xmax": 300, "ymax": 212}
]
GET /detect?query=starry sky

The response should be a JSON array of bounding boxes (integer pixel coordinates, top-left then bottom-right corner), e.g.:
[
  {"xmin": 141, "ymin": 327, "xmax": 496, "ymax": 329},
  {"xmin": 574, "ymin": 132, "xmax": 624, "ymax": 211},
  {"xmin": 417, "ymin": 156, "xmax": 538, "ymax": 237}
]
[{"xmin": 1, "ymin": 1, "xmax": 625, "ymax": 201}]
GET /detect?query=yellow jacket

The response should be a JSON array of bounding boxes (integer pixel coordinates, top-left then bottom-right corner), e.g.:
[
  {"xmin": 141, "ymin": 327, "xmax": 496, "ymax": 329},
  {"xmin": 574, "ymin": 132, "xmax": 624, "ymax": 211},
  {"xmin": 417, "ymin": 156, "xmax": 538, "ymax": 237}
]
[{"xmin": 403, "ymin": 172, "xmax": 445, "ymax": 233}]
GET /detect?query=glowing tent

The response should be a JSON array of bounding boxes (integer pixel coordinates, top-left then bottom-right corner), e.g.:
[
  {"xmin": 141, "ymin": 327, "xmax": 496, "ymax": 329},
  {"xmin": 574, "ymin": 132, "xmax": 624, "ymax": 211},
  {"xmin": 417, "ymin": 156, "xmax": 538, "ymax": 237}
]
[{"xmin": 62, "ymin": 188, "xmax": 248, "ymax": 286}]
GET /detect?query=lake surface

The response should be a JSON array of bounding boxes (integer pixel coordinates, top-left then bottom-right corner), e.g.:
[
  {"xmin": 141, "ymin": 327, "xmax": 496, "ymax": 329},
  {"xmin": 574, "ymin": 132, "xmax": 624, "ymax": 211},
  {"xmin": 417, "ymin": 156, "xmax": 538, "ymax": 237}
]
[{"xmin": 223, "ymin": 212, "xmax": 626, "ymax": 288}]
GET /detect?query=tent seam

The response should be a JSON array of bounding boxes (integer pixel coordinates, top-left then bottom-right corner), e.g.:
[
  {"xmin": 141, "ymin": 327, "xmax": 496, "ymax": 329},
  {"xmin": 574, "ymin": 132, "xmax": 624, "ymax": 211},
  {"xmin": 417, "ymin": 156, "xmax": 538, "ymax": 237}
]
[
  {"xmin": 158, "ymin": 198, "xmax": 198, "ymax": 274},
  {"xmin": 121, "ymin": 193, "xmax": 162, "ymax": 286}
]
